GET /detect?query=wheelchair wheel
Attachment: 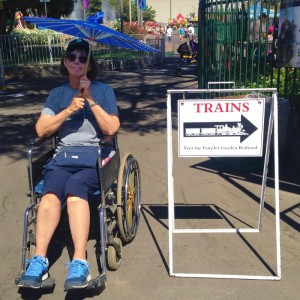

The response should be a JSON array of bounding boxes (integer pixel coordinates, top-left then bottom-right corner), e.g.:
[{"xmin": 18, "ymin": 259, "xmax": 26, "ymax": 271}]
[
  {"xmin": 117, "ymin": 153, "xmax": 141, "ymax": 244},
  {"xmin": 107, "ymin": 237, "xmax": 122, "ymax": 271}
]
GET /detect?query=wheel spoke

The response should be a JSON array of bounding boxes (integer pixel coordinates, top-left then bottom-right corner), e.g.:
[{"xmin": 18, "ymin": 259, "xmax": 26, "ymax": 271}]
[{"xmin": 117, "ymin": 154, "xmax": 141, "ymax": 243}]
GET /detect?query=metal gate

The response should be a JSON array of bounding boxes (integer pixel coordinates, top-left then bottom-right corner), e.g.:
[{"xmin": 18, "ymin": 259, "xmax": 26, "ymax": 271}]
[{"xmin": 197, "ymin": 0, "xmax": 299, "ymax": 100}]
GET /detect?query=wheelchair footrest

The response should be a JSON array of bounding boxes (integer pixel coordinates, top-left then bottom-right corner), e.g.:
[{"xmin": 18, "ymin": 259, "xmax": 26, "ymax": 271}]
[
  {"xmin": 86, "ymin": 273, "xmax": 107, "ymax": 289},
  {"xmin": 64, "ymin": 273, "xmax": 107, "ymax": 291},
  {"xmin": 17, "ymin": 277, "xmax": 55, "ymax": 289},
  {"xmin": 40, "ymin": 277, "xmax": 55, "ymax": 288}
]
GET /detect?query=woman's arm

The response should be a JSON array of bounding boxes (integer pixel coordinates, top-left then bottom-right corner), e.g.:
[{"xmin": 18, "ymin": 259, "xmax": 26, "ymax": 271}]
[
  {"xmin": 86, "ymin": 95, "xmax": 120, "ymax": 135},
  {"xmin": 80, "ymin": 76, "xmax": 120, "ymax": 135},
  {"xmin": 36, "ymin": 95, "xmax": 85, "ymax": 137}
]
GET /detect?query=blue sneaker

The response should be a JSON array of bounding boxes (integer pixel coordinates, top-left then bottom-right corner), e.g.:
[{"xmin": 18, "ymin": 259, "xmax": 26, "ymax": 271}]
[
  {"xmin": 64, "ymin": 259, "xmax": 91, "ymax": 290},
  {"xmin": 18, "ymin": 255, "xmax": 49, "ymax": 289}
]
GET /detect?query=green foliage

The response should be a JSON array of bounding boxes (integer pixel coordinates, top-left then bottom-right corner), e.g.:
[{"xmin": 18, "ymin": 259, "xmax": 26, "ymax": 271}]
[
  {"xmin": 271, "ymin": 68, "xmax": 300, "ymax": 97},
  {"xmin": 110, "ymin": 20, "xmax": 146, "ymax": 34},
  {"xmin": 140, "ymin": 5, "xmax": 156, "ymax": 22},
  {"xmin": 103, "ymin": 0, "xmax": 156, "ymax": 22},
  {"xmin": 1, "ymin": 0, "xmax": 157, "ymax": 34},
  {"xmin": 87, "ymin": 0, "xmax": 102, "ymax": 16},
  {"xmin": 0, "ymin": 0, "xmax": 74, "ymax": 34},
  {"xmin": 240, "ymin": 66, "xmax": 300, "ymax": 98},
  {"xmin": 5, "ymin": 0, "xmax": 74, "ymax": 18},
  {"xmin": 46, "ymin": 0, "xmax": 75, "ymax": 18},
  {"xmin": 12, "ymin": 28, "xmax": 60, "ymax": 44}
]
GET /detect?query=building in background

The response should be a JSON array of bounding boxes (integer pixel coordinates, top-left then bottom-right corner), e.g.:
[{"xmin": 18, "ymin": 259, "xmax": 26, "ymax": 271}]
[{"xmin": 146, "ymin": 0, "xmax": 198, "ymax": 23}]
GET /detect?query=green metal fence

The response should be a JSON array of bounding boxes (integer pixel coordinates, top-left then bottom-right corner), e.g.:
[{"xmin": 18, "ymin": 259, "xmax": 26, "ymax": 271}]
[{"xmin": 197, "ymin": 0, "xmax": 299, "ymax": 100}]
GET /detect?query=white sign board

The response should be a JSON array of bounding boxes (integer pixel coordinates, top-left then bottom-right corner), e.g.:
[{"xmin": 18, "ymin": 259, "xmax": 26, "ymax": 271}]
[{"xmin": 178, "ymin": 98, "xmax": 265, "ymax": 157}]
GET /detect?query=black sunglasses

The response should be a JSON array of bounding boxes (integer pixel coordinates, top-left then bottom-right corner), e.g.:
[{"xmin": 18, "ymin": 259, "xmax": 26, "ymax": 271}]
[{"xmin": 65, "ymin": 53, "xmax": 88, "ymax": 64}]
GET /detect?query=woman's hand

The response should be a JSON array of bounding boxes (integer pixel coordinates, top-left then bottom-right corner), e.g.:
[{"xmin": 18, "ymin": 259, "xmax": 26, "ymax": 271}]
[
  {"xmin": 79, "ymin": 76, "xmax": 92, "ymax": 99},
  {"xmin": 67, "ymin": 76, "xmax": 92, "ymax": 113},
  {"xmin": 69, "ymin": 94, "xmax": 85, "ymax": 113}
]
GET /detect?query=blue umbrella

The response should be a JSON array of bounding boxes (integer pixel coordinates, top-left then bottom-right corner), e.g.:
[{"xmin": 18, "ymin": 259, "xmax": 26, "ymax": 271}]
[{"xmin": 23, "ymin": 17, "xmax": 159, "ymax": 53}]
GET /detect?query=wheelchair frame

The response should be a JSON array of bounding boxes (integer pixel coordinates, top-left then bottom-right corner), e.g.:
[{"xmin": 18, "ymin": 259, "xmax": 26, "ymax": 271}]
[
  {"xmin": 175, "ymin": 41, "xmax": 198, "ymax": 77},
  {"xmin": 175, "ymin": 53, "xmax": 198, "ymax": 77},
  {"xmin": 15, "ymin": 134, "xmax": 142, "ymax": 290}
]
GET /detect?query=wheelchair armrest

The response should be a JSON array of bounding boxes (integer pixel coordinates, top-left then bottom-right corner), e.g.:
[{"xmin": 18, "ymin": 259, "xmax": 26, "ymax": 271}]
[
  {"xmin": 28, "ymin": 135, "xmax": 57, "ymax": 149},
  {"xmin": 27, "ymin": 136, "xmax": 57, "ymax": 196},
  {"xmin": 99, "ymin": 134, "xmax": 118, "ymax": 149}
]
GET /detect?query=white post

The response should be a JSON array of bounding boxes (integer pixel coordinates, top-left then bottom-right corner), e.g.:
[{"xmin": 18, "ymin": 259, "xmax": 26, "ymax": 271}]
[
  {"xmin": 273, "ymin": 92, "xmax": 282, "ymax": 279},
  {"xmin": 137, "ymin": 2, "xmax": 140, "ymax": 26},
  {"xmin": 129, "ymin": 0, "xmax": 132, "ymax": 24},
  {"xmin": 44, "ymin": 0, "xmax": 47, "ymax": 17},
  {"xmin": 47, "ymin": 34, "xmax": 53, "ymax": 65},
  {"xmin": 167, "ymin": 92, "xmax": 175, "ymax": 275}
]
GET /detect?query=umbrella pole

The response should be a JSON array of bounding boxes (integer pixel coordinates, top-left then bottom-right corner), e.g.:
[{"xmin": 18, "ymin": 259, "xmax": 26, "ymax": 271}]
[
  {"xmin": 85, "ymin": 47, "xmax": 91, "ymax": 76},
  {"xmin": 80, "ymin": 42, "xmax": 91, "ymax": 94}
]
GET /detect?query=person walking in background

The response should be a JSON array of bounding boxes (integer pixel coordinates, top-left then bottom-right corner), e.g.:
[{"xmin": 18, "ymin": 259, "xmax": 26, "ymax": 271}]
[
  {"xmin": 187, "ymin": 24, "xmax": 194, "ymax": 38},
  {"xmin": 248, "ymin": 13, "xmax": 268, "ymax": 67},
  {"xmin": 166, "ymin": 26, "xmax": 173, "ymax": 42},
  {"xmin": 15, "ymin": 9, "xmax": 24, "ymax": 29},
  {"xmin": 187, "ymin": 35, "xmax": 198, "ymax": 62},
  {"xmin": 178, "ymin": 25, "xmax": 185, "ymax": 41},
  {"xmin": 249, "ymin": 13, "xmax": 267, "ymax": 43}
]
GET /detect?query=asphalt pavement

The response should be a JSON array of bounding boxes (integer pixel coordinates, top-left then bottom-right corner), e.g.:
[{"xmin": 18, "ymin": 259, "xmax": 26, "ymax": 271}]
[{"xmin": 0, "ymin": 57, "xmax": 299, "ymax": 300}]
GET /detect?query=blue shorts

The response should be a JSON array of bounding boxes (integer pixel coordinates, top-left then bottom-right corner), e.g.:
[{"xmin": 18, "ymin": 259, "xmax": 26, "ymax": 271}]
[{"xmin": 42, "ymin": 166, "xmax": 100, "ymax": 203}]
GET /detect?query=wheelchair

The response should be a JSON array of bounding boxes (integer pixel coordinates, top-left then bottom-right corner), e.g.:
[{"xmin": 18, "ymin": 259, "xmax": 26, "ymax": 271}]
[
  {"xmin": 175, "ymin": 41, "xmax": 198, "ymax": 77},
  {"xmin": 14, "ymin": 134, "xmax": 142, "ymax": 290}
]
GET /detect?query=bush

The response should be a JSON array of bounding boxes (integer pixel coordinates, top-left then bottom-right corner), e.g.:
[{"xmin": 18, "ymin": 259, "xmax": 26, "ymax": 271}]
[
  {"xmin": 12, "ymin": 28, "xmax": 60, "ymax": 45},
  {"xmin": 123, "ymin": 22, "xmax": 146, "ymax": 35},
  {"xmin": 107, "ymin": 20, "xmax": 146, "ymax": 35}
]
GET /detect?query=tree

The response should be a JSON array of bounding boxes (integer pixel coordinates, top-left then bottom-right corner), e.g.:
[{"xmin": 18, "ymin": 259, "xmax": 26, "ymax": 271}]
[
  {"xmin": 88, "ymin": 0, "xmax": 102, "ymax": 16},
  {"xmin": 105, "ymin": 0, "xmax": 156, "ymax": 22},
  {"xmin": 45, "ymin": 0, "xmax": 74, "ymax": 18},
  {"xmin": 0, "ymin": 0, "xmax": 74, "ymax": 34},
  {"xmin": 140, "ymin": 5, "xmax": 156, "ymax": 22},
  {"xmin": 0, "ymin": 0, "xmax": 156, "ymax": 35},
  {"xmin": 0, "ymin": 0, "xmax": 36, "ymax": 34}
]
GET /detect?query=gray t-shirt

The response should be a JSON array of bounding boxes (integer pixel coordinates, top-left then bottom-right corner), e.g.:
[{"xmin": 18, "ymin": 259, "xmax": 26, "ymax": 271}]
[{"xmin": 41, "ymin": 81, "xmax": 118, "ymax": 146}]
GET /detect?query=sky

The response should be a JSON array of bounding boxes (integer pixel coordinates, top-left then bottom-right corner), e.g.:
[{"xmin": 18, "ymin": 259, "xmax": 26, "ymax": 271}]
[{"xmin": 146, "ymin": 0, "xmax": 199, "ymax": 23}]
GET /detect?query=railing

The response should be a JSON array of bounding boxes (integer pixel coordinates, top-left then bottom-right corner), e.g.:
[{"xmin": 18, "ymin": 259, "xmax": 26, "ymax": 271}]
[{"xmin": 0, "ymin": 33, "xmax": 164, "ymax": 70}]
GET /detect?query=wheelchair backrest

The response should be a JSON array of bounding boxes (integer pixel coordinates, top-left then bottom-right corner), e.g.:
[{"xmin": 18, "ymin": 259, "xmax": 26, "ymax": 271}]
[
  {"xmin": 99, "ymin": 134, "xmax": 120, "ymax": 193},
  {"xmin": 100, "ymin": 149, "xmax": 120, "ymax": 192}
]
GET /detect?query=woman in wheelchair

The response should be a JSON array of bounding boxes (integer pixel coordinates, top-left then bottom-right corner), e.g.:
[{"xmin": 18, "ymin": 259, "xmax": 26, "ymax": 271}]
[{"xmin": 18, "ymin": 38, "xmax": 120, "ymax": 290}]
